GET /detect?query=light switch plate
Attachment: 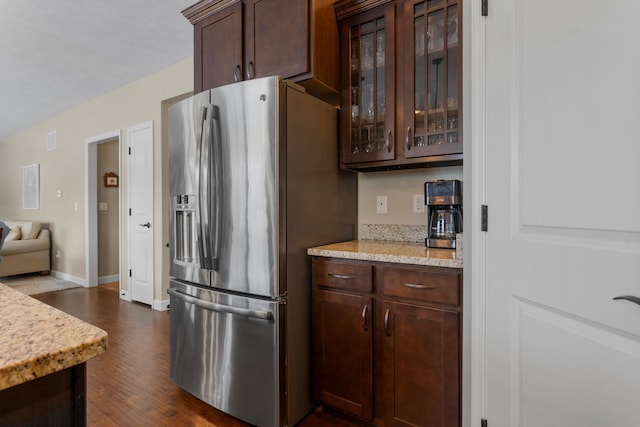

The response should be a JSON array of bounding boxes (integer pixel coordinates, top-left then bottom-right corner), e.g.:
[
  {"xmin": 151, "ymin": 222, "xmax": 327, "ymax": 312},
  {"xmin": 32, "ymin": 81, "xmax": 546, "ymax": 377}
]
[
  {"xmin": 376, "ymin": 195, "xmax": 388, "ymax": 214},
  {"xmin": 413, "ymin": 194, "xmax": 425, "ymax": 213},
  {"xmin": 99, "ymin": 202, "xmax": 108, "ymax": 211}
]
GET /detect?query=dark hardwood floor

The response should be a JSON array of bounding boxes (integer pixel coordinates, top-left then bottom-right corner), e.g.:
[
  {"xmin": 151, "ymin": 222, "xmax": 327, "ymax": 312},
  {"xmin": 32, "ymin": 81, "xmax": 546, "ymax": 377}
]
[{"xmin": 34, "ymin": 283, "xmax": 360, "ymax": 427}]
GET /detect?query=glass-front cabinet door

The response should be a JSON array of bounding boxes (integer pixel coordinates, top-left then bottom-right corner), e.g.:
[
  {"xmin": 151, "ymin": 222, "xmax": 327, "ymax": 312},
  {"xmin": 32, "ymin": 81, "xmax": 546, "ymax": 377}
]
[
  {"xmin": 339, "ymin": 3, "xmax": 395, "ymax": 164},
  {"xmin": 404, "ymin": 0, "xmax": 461, "ymax": 158}
]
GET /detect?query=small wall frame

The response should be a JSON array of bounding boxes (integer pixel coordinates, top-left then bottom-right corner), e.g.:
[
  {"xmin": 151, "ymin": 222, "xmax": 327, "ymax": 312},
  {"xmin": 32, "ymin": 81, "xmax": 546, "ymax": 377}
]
[
  {"xmin": 23, "ymin": 163, "xmax": 40, "ymax": 210},
  {"xmin": 104, "ymin": 172, "xmax": 119, "ymax": 187}
]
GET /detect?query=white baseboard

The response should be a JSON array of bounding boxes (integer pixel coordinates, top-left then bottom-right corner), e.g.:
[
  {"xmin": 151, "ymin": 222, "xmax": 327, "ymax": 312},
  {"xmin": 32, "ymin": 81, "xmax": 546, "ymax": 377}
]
[
  {"xmin": 50, "ymin": 270, "xmax": 88, "ymax": 287},
  {"xmin": 153, "ymin": 298, "xmax": 170, "ymax": 312},
  {"xmin": 98, "ymin": 274, "xmax": 119, "ymax": 285},
  {"xmin": 119, "ymin": 290, "xmax": 131, "ymax": 301}
]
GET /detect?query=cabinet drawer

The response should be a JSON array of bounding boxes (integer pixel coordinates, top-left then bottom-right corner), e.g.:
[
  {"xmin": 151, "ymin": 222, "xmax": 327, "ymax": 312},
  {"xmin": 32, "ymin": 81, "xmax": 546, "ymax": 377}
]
[
  {"xmin": 312, "ymin": 258, "xmax": 373, "ymax": 293},
  {"xmin": 381, "ymin": 266, "xmax": 460, "ymax": 306}
]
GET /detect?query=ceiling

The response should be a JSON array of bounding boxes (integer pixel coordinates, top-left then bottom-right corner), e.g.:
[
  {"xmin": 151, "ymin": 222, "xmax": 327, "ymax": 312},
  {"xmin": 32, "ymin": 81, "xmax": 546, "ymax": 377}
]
[{"xmin": 0, "ymin": 0, "xmax": 195, "ymax": 139}]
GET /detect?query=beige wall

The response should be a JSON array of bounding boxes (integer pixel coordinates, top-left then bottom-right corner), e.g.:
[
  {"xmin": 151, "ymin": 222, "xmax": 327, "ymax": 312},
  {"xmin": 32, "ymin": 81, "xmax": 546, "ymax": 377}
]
[
  {"xmin": 97, "ymin": 139, "xmax": 119, "ymax": 278},
  {"xmin": 0, "ymin": 58, "xmax": 193, "ymax": 301},
  {"xmin": 357, "ymin": 166, "xmax": 464, "ymax": 230}
]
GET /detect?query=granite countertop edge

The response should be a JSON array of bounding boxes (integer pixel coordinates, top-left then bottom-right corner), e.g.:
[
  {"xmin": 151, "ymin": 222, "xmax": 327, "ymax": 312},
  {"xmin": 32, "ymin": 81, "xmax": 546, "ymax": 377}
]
[
  {"xmin": 307, "ymin": 240, "xmax": 463, "ymax": 269},
  {"xmin": 0, "ymin": 284, "xmax": 108, "ymax": 391}
]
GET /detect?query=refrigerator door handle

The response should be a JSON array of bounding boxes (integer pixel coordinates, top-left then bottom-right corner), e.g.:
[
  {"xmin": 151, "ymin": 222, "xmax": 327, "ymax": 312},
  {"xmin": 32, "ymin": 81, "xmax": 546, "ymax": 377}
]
[
  {"xmin": 167, "ymin": 288, "xmax": 274, "ymax": 321},
  {"xmin": 199, "ymin": 105, "xmax": 221, "ymax": 271},
  {"xmin": 209, "ymin": 105, "xmax": 222, "ymax": 271},
  {"xmin": 196, "ymin": 106, "xmax": 209, "ymax": 269}
]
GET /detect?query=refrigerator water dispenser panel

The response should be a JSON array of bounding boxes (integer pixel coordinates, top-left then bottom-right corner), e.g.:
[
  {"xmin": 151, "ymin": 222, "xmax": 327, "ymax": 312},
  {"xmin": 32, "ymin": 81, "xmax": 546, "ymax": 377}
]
[{"xmin": 174, "ymin": 194, "xmax": 197, "ymax": 264}]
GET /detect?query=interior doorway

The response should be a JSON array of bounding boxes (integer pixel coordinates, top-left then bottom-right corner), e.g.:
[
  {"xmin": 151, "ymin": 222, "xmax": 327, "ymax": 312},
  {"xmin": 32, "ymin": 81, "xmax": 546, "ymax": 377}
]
[
  {"xmin": 85, "ymin": 130, "xmax": 122, "ymax": 290},
  {"xmin": 97, "ymin": 139, "xmax": 120, "ymax": 284}
]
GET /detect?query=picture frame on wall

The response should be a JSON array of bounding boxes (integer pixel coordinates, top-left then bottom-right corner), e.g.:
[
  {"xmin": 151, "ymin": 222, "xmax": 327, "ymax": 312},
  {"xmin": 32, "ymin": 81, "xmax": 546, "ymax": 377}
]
[
  {"xmin": 23, "ymin": 164, "xmax": 40, "ymax": 210},
  {"xmin": 104, "ymin": 172, "xmax": 119, "ymax": 187}
]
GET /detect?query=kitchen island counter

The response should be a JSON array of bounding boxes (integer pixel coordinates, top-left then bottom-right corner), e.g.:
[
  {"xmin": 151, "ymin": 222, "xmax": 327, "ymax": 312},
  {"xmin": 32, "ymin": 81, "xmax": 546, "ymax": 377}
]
[
  {"xmin": 0, "ymin": 283, "xmax": 107, "ymax": 390},
  {"xmin": 0, "ymin": 282, "xmax": 107, "ymax": 425},
  {"xmin": 308, "ymin": 239, "xmax": 462, "ymax": 269}
]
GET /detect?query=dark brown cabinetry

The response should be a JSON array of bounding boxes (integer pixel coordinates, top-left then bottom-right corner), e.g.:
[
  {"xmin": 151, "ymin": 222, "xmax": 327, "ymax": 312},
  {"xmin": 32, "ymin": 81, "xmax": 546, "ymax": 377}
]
[
  {"xmin": 189, "ymin": 1, "xmax": 243, "ymax": 92},
  {"xmin": 335, "ymin": 0, "xmax": 462, "ymax": 171},
  {"xmin": 314, "ymin": 289, "xmax": 374, "ymax": 419},
  {"xmin": 0, "ymin": 365, "xmax": 87, "ymax": 426},
  {"xmin": 312, "ymin": 259, "xmax": 374, "ymax": 419},
  {"xmin": 312, "ymin": 257, "xmax": 462, "ymax": 426},
  {"xmin": 337, "ymin": 2, "xmax": 396, "ymax": 165},
  {"xmin": 380, "ymin": 266, "xmax": 460, "ymax": 427},
  {"xmin": 183, "ymin": 0, "xmax": 339, "ymax": 103}
]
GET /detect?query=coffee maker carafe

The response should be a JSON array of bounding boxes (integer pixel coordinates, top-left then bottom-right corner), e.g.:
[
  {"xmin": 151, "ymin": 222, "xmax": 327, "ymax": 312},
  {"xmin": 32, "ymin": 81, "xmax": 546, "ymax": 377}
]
[{"xmin": 425, "ymin": 180, "xmax": 462, "ymax": 249}]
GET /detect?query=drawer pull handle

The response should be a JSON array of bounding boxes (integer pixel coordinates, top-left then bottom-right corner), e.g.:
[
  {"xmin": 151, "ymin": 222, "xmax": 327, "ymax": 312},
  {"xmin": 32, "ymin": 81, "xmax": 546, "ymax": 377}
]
[
  {"xmin": 384, "ymin": 309, "xmax": 391, "ymax": 336},
  {"xmin": 613, "ymin": 295, "xmax": 640, "ymax": 306},
  {"xmin": 402, "ymin": 282, "xmax": 436, "ymax": 290},
  {"xmin": 328, "ymin": 273, "xmax": 355, "ymax": 280},
  {"xmin": 361, "ymin": 305, "xmax": 368, "ymax": 331}
]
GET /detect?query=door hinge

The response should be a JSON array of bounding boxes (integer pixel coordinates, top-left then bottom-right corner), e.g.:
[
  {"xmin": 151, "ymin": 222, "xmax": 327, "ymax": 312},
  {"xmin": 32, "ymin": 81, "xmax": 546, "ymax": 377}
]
[
  {"xmin": 481, "ymin": 419, "xmax": 488, "ymax": 427},
  {"xmin": 129, "ymin": 269, "xmax": 132, "ymax": 277},
  {"xmin": 128, "ymin": 147, "xmax": 131, "ymax": 155},
  {"xmin": 129, "ymin": 208, "xmax": 132, "ymax": 216},
  {"xmin": 481, "ymin": 0, "xmax": 488, "ymax": 16},
  {"xmin": 481, "ymin": 205, "xmax": 488, "ymax": 232}
]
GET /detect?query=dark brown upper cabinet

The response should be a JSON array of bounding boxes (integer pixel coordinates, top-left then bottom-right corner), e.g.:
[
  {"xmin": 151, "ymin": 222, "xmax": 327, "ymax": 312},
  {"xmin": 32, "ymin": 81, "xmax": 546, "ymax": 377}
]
[
  {"xmin": 336, "ymin": 0, "xmax": 463, "ymax": 171},
  {"xmin": 183, "ymin": 0, "xmax": 340, "ymax": 104},
  {"xmin": 337, "ymin": 2, "xmax": 397, "ymax": 166},
  {"xmin": 404, "ymin": 0, "xmax": 462, "ymax": 160}
]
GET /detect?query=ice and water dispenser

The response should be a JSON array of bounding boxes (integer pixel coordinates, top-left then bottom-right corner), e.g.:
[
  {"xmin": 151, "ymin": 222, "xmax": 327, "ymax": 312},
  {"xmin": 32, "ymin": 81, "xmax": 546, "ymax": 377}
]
[{"xmin": 174, "ymin": 194, "xmax": 198, "ymax": 264}]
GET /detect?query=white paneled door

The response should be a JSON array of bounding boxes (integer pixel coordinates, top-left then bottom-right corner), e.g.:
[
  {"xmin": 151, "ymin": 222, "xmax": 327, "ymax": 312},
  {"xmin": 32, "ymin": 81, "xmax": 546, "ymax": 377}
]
[
  {"xmin": 127, "ymin": 121, "xmax": 154, "ymax": 306},
  {"xmin": 483, "ymin": 0, "xmax": 640, "ymax": 426}
]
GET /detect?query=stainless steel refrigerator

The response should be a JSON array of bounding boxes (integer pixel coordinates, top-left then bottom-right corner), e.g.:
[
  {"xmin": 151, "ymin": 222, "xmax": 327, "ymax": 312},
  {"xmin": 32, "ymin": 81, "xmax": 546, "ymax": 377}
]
[{"xmin": 167, "ymin": 76, "xmax": 356, "ymax": 427}]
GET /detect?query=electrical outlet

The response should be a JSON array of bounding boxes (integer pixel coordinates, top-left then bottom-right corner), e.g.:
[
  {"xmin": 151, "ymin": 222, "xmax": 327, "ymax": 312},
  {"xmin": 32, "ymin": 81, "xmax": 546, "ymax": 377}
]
[
  {"xmin": 413, "ymin": 194, "xmax": 425, "ymax": 213},
  {"xmin": 376, "ymin": 195, "xmax": 388, "ymax": 214}
]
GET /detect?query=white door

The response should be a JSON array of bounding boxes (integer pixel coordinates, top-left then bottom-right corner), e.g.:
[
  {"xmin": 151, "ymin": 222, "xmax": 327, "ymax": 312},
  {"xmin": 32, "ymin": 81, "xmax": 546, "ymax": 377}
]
[
  {"xmin": 482, "ymin": 0, "xmax": 640, "ymax": 426},
  {"xmin": 127, "ymin": 121, "xmax": 154, "ymax": 306}
]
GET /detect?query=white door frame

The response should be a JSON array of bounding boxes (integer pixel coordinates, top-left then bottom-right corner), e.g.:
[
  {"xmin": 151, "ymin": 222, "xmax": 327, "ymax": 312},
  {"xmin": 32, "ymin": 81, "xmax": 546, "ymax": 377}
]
[
  {"xmin": 85, "ymin": 129, "xmax": 122, "ymax": 289},
  {"xmin": 464, "ymin": 1, "xmax": 487, "ymax": 426}
]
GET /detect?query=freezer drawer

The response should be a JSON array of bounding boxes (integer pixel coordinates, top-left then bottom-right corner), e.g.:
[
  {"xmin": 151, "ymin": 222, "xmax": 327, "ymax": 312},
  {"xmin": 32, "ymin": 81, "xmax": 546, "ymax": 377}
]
[{"xmin": 168, "ymin": 280, "xmax": 283, "ymax": 427}]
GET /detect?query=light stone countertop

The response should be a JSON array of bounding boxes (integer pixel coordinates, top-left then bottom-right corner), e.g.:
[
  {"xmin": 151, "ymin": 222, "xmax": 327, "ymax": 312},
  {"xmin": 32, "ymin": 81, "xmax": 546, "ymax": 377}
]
[
  {"xmin": 0, "ymin": 283, "xmax": 108, "ymax": 391},
  {"xmin": 308, "ymin": 240, "xmax": 462, "ymax": 269}
]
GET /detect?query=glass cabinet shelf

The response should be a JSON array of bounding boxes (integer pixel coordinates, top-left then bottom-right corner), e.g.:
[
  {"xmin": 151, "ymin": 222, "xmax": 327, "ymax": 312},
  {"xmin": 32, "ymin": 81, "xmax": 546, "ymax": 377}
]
[
  {"xmin": 408, "ymin": 0, "xmax": 461, "ymax": 158},
  {"xmin": 340, "ymin": 3, "xmax": 396, "ymax": 164}
]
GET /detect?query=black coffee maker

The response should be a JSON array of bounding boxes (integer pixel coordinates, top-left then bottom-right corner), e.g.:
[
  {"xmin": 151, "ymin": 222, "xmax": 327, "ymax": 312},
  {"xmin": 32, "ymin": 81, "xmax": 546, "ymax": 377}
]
[{"xmin": 424, "ymin": 180, "xmax": 462, "ymax": 248}]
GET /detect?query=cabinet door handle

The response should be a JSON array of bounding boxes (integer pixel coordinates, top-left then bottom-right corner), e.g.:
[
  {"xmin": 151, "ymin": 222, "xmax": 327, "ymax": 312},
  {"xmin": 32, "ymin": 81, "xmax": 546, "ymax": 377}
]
[
  {"xmin": 234, "ymin": 65, "xmax": 241, "ymax": 82},
  {"xmin": 386, "ymin": 129, "xmax": 393, "ymax": 153},
  {"xmin": 384, "ymin": 309, "xmax": 391, "ymax": 336},
  {"xmin": 246, "ymin": 61, "xmax": 255, "ymax": 79},
  {"xmin": 328, "ymin": 273, "xmax": 355, "ymax": 280},
  {"xmin": 401, "ymin": 282, "xmax": 436, "ymax": 290},
  {"xmin": 406, "ymin": 126, "xmax": 412, "ymax": 151},
  {"xmin": 361, "ymin": 305, "xmax": 368, "ymax": 331},
  {"xmin": 613, "ymin": 295, "xmax": 640, "ymax": 307}
]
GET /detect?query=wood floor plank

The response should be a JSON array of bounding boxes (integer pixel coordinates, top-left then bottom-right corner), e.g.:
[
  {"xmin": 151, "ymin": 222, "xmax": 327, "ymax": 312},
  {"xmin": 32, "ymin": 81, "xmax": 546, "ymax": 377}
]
[{"xmin": 33, "ymin": 283, "xmax": 359, "ymax": 427}]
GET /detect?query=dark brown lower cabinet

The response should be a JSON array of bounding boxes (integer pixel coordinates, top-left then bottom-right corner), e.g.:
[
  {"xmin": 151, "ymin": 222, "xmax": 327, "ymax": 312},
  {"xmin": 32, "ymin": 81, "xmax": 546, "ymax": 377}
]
[
  {"xmin": 313, "ymin": 288, "xmax": 373, "ymax": 420},
  {"xmin": 312, "ymin": 257, "xmax": 462, "ymax": 427},
  {"xmin": 381, "ymin": 300, "xmax": 459, "ymax": 427},
  {"xmin": 0, "ymin": 363, "xmax": 87, "ymax": 426}
]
